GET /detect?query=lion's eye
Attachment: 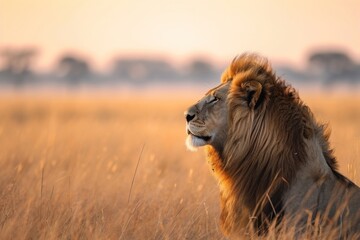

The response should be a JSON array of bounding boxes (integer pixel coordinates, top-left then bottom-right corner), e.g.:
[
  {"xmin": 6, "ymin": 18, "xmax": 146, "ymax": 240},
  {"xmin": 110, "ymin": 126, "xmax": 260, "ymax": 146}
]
[{"xmin": 209, "ymin": 96, "xmax": 219, "ymax": 104}]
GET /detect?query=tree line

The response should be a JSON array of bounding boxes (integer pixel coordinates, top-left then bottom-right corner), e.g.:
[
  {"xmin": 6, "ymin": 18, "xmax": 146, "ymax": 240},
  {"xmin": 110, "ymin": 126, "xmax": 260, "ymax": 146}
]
[{"xmin": 0, "ymin": 48, "xmax": 360, "ymax": 88}]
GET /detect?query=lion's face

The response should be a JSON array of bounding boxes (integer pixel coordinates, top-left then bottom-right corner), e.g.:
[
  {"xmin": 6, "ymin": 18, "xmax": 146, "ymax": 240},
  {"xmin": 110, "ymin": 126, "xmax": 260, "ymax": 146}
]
[{"xmin": 185, "ymin": 82, "xmax": 230, "ymax": 151}]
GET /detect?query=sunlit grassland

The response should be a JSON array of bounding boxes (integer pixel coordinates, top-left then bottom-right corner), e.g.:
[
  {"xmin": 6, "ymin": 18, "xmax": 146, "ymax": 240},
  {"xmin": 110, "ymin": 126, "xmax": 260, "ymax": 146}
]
[{"xmin": 0, "ymin": 91, "xmax": 359, "ymax": 239}]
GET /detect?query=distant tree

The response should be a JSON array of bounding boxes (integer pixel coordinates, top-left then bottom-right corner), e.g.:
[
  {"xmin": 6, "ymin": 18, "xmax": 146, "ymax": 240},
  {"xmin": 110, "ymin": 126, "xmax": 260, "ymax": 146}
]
[
  {"xmin": 0, "ymin": 48, "xmax": 37, "ymax": 86},
  {"xmin": 111, "ymin": 58, "xmax": 177, "ymax": 83},
  {"xmin": 307, "ymin": 51, "xmax": 359, "ymax": 85},
  {"xmin": 186, "ymin": 59, "xmax": 216, "ymax": 81},
  {"xmin": 56, "ymin": 54, "xmax": 91, "ymax": 85}
]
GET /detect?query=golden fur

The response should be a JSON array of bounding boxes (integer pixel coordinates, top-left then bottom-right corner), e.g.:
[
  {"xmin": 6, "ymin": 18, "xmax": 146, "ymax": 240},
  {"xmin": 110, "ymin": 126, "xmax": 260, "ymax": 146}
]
[{"xmin": 185, "ymin": 53, "xmax": 360, "ymax": 238}]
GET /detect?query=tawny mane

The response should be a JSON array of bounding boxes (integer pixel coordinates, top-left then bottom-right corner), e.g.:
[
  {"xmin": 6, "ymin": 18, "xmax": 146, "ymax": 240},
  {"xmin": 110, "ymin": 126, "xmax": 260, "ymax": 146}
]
[{"xmin": 206, "ymin": 54, "xmax": 342, "ymax": 235}]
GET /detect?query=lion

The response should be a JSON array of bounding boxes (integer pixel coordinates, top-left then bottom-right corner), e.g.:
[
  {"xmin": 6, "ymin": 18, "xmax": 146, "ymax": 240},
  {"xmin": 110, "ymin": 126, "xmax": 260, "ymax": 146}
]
[{"xmin": 185, "ymin": 53, "xmax": 360, "ymax": 239}]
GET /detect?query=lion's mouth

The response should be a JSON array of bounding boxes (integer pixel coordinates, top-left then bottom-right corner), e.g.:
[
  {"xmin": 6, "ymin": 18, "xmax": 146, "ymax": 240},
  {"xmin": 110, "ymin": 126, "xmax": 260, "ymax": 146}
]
[{"xmin": 187, "ymin": 129, "xmax": 211, "ymax": 141}]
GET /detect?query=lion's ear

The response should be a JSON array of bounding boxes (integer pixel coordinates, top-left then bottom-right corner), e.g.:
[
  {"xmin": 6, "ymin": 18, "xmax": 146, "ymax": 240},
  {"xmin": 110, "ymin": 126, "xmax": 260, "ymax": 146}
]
[{"xmin": 242, "ymin": 81, "xmax": 263, "ymax": 109}]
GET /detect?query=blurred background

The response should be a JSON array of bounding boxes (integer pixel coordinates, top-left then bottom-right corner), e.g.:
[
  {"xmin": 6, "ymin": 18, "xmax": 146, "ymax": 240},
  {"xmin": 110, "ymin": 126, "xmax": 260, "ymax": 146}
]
[
  {"xmin": 1, "ymin": 0, "xmax": 360, "ymax": 92},
  {"xmin": 0, "ymin": 1, "xmax": 360, "ymax": 239}
]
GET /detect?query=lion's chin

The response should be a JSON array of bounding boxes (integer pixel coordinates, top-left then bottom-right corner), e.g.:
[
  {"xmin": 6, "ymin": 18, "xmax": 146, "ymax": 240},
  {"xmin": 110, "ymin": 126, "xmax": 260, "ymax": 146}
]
[{"xmin": 186, "ymin": 134, "xmax": 210, "ymax": 151}]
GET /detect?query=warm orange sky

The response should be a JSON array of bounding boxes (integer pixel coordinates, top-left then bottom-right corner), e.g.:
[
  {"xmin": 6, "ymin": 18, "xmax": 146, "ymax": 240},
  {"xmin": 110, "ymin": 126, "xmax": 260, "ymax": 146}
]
[{"xmin": 1, "ymin": 0, "xmax": 360, "ymax": 70}]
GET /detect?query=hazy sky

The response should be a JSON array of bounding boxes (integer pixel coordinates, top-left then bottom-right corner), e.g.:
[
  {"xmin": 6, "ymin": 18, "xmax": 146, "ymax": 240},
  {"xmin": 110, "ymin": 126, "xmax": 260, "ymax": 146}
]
[{"xmin": 1, "ymin": 0, "xmax": 360, "ymax": 70}]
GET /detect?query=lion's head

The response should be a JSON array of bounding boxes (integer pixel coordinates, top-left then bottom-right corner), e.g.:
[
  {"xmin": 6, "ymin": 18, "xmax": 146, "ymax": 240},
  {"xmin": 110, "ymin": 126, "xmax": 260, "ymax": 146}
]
[
  {"xmin": 184, "ymin": 53, "xmax": 360, "ymax": 238},
  {"xmin": 185, "ymin": 54, "xmax": 286, "ymax": 155}
]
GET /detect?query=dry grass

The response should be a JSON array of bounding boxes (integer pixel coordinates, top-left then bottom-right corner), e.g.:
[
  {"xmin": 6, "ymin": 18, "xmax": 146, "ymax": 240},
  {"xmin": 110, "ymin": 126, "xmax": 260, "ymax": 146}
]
[{"xmin": 0, "ymin": 91, "xmax": 359, "ymax": 239}]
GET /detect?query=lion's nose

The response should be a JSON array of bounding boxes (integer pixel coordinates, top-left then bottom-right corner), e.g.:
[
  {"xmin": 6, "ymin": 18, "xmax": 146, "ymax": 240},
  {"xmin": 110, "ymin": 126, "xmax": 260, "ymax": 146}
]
[{"xmin": 185, "ymin": 112, "xmax": 195, "ymax": 123}]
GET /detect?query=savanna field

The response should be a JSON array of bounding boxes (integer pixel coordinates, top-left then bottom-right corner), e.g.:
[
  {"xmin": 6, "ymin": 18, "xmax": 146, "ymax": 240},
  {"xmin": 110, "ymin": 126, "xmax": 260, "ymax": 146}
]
[{"xmin": 0, "ymin": 90, "xmax": 359, "ymax": 239}]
